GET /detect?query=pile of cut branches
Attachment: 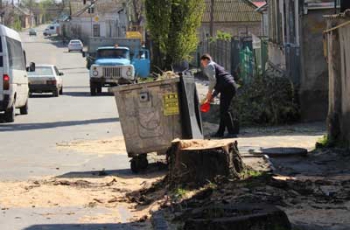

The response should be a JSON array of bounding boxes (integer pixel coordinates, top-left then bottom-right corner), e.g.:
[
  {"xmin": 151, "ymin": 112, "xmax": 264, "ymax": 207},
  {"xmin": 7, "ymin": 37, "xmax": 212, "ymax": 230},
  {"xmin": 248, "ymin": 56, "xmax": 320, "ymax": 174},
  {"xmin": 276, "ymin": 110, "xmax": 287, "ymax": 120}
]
[{"xmin": 232, "ymin": 75, "xmax": 300, "ymax": 126}]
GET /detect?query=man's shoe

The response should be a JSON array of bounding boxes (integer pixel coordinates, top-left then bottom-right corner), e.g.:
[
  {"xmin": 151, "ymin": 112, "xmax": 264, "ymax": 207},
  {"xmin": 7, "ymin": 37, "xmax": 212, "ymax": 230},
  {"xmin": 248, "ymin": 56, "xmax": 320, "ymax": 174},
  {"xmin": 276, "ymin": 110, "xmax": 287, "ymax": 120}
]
[
  {"xmin": 210, "ymin": 132, "xmax": 224, "ymax": 138},
  {"xmin": 225, "ymin": 133, "xmax": 238, "ymax": 138}
]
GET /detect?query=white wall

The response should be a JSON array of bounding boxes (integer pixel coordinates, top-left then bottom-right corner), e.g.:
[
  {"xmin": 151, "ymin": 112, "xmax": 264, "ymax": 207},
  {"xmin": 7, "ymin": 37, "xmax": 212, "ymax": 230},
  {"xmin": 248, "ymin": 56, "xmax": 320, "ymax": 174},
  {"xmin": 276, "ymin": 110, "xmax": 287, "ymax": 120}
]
[{"xmin": 61, "ymin": 9, "xmax": 128, "ymax": 41}]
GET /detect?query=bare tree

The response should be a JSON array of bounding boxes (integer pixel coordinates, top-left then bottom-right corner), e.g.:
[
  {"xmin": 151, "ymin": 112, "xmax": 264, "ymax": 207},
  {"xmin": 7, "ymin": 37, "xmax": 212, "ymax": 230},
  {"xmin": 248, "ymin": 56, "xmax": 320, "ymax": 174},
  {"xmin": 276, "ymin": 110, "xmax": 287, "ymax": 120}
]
[{"xmin": 132, "ymin": 0, "xmax": 143, "ymax": 26}]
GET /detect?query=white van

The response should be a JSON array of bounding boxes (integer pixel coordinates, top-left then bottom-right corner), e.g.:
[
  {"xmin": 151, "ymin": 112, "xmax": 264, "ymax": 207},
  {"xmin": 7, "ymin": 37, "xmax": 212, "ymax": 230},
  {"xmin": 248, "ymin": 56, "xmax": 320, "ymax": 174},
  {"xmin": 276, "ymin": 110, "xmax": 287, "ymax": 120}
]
[
  {"xmin": 0, "ymin": 25, "xmax": 34, "ymax": 122},
  {"xmin": 43, "ymin": 24, "xmax": 59, "ymax": 36}
]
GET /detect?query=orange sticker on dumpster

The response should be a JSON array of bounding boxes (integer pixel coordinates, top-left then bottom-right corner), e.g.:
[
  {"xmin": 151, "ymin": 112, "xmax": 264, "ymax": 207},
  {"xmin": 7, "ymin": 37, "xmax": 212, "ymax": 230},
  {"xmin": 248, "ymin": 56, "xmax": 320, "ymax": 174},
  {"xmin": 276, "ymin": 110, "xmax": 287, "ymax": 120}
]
[{"xmin": 163, "ymin": 93, "xmax": 179, "ymax": 116}]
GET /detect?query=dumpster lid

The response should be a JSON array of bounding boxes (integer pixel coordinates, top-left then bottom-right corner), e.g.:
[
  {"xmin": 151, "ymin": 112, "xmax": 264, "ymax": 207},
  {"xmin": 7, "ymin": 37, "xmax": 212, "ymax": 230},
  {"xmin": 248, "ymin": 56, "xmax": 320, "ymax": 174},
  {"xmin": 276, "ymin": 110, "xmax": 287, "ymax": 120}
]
[{"xmin": 109, "ymin": 77, "xmax": 180, "ymax": 93}]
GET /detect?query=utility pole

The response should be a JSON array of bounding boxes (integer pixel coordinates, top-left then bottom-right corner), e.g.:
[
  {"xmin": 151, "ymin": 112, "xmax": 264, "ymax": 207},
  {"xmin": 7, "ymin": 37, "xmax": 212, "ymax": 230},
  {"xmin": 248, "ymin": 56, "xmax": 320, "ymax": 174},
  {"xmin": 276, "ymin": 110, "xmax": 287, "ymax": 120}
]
[
  {"xmin": 341, "ymin": 0, "xmax": 350, "ymax": 12},
  {"xmin": 89, "ymin": 1, "xmax": 95, "ymax": 37},
  {"xmin": 209, "ymin": 0, "xmax": 214, "ymax": 37},
  {"xmin": 335, "ymin": 0, "xmax": 337, "ymax": 14}
]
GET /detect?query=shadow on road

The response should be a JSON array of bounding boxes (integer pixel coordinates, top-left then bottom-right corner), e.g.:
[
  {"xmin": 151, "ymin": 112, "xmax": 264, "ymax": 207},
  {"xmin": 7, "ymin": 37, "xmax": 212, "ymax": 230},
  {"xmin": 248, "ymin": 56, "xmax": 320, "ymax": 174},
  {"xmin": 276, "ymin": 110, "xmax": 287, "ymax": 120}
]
[
  {"xmin": 24, "ymin": 223, "xmax": 143, "ymax": 230},
  {"xmin": 63, "ymin": 91, "xmax": 114, "ymax": 97},
  {"xmin": 29, "ymin": 94, "xmax": 55, "ymax": 98},
  {"xmin": 0, "ymin": 117, "xmax": 119, "ymax": 131},
  {"xmin": 57, "ymin": 162, "xmax": 168, "ymax": 179},
  {"xmin": 46, "ymin": 36, "xmax": 68, "ymax": 48},
  {"xmin": 60, "ymin": 67, "xmax": 87, "ymax": 71}
]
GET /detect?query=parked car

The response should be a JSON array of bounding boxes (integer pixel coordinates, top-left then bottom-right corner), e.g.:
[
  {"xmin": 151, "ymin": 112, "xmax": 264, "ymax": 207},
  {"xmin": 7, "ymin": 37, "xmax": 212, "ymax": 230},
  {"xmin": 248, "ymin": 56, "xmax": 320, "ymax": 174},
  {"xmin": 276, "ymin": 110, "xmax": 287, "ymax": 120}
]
[
  {"xmin": 43, "ymin": 24, "xmax": 59, "ymax": 36},
  {"xmin": 29, "ymin": 28, "xmax": 36, "ymax": 36},
  {"xmin": 0, "ymin": 25, "xmax": 34, "ymax": 122},
  {"xmin": 28, "ymin": 65, "xmax": 63, "ymax": 97},
  {"xmin": 68, "ymin": 39, "xmax": 83, "ymax": 52}
]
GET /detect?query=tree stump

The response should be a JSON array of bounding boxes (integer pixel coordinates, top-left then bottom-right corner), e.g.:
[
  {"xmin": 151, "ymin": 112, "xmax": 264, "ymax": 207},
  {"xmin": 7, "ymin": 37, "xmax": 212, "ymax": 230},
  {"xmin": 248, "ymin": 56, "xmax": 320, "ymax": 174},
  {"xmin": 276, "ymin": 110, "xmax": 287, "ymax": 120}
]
[{"xmin": 167, "ymin": 139, "xmax": 244, "ymax": 186}]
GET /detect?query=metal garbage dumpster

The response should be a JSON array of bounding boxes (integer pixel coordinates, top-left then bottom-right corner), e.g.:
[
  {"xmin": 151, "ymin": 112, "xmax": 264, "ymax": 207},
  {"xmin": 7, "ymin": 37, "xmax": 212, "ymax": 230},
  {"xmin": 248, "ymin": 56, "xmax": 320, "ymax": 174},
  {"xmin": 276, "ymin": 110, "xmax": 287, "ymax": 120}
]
[{"xmin": 110, "ymin": 77, "xmax": 183, "ymax": 172}]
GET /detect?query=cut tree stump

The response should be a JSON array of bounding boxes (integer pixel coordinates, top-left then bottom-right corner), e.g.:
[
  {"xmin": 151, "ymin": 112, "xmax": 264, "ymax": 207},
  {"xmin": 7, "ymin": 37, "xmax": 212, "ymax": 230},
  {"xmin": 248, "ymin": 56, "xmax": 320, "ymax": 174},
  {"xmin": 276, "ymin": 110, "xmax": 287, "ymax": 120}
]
[{"xmin": 167, "ymin": 139, "xmax": 244, "ymax": 185}]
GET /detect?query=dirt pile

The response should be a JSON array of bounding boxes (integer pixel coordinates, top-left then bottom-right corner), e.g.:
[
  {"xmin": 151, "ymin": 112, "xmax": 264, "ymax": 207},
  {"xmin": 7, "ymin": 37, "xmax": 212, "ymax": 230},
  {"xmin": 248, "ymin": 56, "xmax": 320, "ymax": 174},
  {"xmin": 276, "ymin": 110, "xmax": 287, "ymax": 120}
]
[{"xmin": 0, "ymin": 173, "xmax": 164, "ymax": 227}]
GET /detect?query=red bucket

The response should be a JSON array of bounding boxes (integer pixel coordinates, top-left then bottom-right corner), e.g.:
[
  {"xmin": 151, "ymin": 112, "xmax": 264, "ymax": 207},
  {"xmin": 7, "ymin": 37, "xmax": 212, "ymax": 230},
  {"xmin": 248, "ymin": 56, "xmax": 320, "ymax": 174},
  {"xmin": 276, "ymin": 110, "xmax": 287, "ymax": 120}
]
[{"xmin": 200, "ymin": 102, "xmax": 211, "ymax": 113}]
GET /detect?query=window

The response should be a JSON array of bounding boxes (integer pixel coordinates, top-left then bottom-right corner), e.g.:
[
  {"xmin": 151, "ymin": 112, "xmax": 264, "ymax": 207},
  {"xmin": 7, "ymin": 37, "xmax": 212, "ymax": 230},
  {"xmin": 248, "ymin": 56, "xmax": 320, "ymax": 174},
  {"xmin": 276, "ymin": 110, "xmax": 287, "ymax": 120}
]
[
  {"xmin": 93, "ymin": 24, "xmax": 100, "ymax": 37},
  {"xmin": 0, "ymin": 37, "xmax": 3, "ymax": 67},
  {"xmin": 6, "ymin": 37, "xmax": 25, "ymax": 70},
  {"xmin": 54, "ymin": 66, "xmax": 60, "ymax": 76},
  {"xmin": 28, "ymin": 66, "xmax": 54, "ymax": 76},
  {"xmin": 136, "ymin": 50, "xmax": 148, "ymax": 59},
  {"xmin": 97, "ymin": 49, "xmax": 129, "ymax": 59},
  {"xmin": 0, "ymin": 37, "xmax": 3, "ymax": 53}
]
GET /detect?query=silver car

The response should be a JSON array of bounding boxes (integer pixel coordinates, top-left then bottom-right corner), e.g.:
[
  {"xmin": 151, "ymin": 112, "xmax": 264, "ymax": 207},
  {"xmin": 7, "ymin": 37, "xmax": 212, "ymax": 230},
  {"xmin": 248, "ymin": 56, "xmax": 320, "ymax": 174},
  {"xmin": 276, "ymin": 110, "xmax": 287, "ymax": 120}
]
[
  {"xmin": 28, "ymin": 65, "xmax": 64, "ymax": 97},
  {"xmin": 68, "ymin": 39, "xmax": 83, "ymax": 52},
  {"xmin": 29, "ymin": 28, "xmax": 36, "ymax": 36}
]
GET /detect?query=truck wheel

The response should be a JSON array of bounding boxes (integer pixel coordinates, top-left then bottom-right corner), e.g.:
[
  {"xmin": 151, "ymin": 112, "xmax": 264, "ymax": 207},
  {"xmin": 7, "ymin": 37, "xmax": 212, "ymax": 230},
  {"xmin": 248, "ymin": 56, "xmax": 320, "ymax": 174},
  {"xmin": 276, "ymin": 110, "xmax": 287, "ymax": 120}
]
[
  {"xmin": 20, "ymin": 101, "xmax": 28, "ymax": 115},
  {"xmin": 90, "ymin": 84, "xmax": 97, "ymax": 96},
  {"xmin": 4, "ymin": 106, "xmax": 15, "ymax": 122}
]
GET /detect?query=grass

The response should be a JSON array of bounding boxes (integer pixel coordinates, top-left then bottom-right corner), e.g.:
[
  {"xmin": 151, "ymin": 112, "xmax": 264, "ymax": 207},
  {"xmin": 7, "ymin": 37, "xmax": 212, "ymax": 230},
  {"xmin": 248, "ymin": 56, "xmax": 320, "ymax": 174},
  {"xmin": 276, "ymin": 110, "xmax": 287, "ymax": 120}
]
[
  {"xmin": 173, "ymin": 188, "xmax": 188, "ymax": 198},
  {"xmin": 316, "ymin": 135, "xmax": 330, "ymax": 148},
  {"xmin": 315, "ymin": 135, "xmax": 349, "ymax": 149},
  {"xmin": 241, "ymin": 169, "xmax": 264, "ymax": 179},
  {"xmin": 239, "ymin": 169, "xmax": 270, "ymax": 189}
]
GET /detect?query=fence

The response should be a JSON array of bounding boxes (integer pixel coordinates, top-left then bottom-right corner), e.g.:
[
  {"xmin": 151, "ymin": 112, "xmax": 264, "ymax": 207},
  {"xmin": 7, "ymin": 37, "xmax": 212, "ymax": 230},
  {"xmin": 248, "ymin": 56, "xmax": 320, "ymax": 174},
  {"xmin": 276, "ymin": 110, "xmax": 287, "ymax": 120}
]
[{"xmin": 194, "ymin": 36, "xmax": 268, "ymax": 84}]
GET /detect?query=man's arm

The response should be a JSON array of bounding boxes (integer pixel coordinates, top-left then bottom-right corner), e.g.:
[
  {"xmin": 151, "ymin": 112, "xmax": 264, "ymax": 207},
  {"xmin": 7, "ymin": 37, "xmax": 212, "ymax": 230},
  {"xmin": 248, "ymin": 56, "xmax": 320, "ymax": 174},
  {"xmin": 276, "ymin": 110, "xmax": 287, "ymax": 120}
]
[{"xmin": 205, "ymin": 64, "xmax": 216, "ymax": 101}]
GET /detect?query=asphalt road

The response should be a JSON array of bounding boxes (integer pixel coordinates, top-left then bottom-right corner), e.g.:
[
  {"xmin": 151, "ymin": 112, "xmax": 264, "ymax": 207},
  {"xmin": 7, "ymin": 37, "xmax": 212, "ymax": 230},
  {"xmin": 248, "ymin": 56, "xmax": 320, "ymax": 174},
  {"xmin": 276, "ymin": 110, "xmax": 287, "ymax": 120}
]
[{"xmin": 0, "ymin": 25, "xmax": 130, "ymax": 180}]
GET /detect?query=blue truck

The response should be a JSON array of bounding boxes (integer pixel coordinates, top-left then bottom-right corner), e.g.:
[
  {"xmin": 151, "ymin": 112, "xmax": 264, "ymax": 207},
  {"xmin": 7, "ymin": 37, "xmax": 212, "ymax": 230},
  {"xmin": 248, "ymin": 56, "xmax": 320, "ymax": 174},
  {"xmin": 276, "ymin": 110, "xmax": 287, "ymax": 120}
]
[{"xmin": 83, "ymin": 37, "xmax": 150, "ymax": 96}]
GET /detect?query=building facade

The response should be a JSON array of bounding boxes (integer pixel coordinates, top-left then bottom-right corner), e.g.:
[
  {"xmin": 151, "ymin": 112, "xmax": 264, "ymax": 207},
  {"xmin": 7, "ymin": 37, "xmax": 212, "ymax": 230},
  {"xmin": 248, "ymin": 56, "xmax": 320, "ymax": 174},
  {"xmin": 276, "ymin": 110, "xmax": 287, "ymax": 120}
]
[
  {"xmin": 200, "ymin": 0, "xmax": 263, "ymax": 39},
  {"xmin": 267, "ymin": 0, "xmax": 336, "ymax": 121},
  {"xmin": 61, "ymin": 1, "xmax": 128, "ymax": 42}
]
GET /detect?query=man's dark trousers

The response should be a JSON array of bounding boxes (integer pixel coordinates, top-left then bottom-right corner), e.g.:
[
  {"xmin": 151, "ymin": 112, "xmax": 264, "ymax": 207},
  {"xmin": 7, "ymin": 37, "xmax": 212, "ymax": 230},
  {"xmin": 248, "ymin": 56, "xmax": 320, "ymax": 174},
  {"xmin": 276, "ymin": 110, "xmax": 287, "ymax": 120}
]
[{"xmin": 217, "ymin": 84, "xmax": 236, "ymax": 135}]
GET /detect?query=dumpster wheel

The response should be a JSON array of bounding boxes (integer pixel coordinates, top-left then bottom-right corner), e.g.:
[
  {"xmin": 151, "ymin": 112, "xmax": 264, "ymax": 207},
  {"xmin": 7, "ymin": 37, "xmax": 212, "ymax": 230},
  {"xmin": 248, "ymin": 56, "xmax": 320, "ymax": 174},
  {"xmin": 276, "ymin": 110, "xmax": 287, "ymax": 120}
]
[{"xmin": 130, "ymin": 155, "xmax": 149, "ymax": 173}]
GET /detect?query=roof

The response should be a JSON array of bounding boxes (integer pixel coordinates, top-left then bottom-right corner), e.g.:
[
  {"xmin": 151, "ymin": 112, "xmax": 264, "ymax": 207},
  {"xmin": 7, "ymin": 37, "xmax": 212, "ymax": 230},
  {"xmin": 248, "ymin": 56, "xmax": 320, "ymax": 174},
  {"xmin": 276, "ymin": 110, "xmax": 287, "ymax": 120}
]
[
  {"xmin": 0, "ymin": 25, "xmax": 22, "ymax": 41},
  {"xmin": 252, "ymin": 1, "xmax": 266, "ymax": 8},
  {"xmin": 15, "ymin": 5, "xmax": 33, "ymax": 16},
  {"xmin": 97, "ymin": 46, "xmax": 129, "ymax": 50},
  {"xmin": 203, "ymin": 0, "xmax": 262, "ymax": 23},
  {"xmin": 35, "ymin": 65, "xmax": 56, "ymax": 67},
  {"xmin": 71, "ymin": 0, "xmax": 124, "ymax": 17},
  {"xmin": 256, "ymin": 2, "xmax": 268, "ymax": 12}
]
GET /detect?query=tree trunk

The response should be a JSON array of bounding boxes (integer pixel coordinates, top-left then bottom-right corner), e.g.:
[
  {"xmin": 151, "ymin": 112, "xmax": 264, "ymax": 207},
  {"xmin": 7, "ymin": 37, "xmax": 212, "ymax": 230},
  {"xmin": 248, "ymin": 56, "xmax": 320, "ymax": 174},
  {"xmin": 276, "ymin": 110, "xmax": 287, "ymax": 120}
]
[{"xmin": 167, "ymin": 139, "xmax": 244, "ymax": 186}]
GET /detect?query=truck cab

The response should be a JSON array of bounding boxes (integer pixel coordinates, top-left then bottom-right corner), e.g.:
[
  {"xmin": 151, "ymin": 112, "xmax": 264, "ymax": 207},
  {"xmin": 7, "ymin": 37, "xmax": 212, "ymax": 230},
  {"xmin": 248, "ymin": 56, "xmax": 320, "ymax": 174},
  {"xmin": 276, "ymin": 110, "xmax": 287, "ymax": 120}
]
[{"xmin": 85, "ymin": 38, "xmax": 150, "ymax": 96}]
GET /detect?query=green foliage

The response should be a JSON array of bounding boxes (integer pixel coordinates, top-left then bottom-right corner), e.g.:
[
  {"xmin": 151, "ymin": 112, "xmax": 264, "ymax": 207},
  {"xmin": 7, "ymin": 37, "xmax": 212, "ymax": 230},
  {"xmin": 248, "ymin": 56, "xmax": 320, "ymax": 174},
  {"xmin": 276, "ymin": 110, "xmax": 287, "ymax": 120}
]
[
  {"xmin": 246, "ymin": 170, "xmax": 263, "ymax": 178},
  {"xmin": 11, "ymin": 16, "xmax": 22, "ymax": 32},
  {"xmin": 231, "ymin": 75, "xmax": 300, "ymax": 126},
  {"xmin": 21, "ymin": 0, "xmax": 59, "ymax": 23},
  {"xmin": 145, "ymin": 0, "xmax": 205, "ymax": 69},
  {"xmin": 316, "ymin": 135, "xmax": 330, "ymax": 148},
  {"xmin": 173, "ymin": 188, "xmax": 188, "ymax": 198},
  {"xmin": 209, "ymin": 30, "xmax": 232, "ymax": 42},
  {"xmin": 315, "ymin": 134, "xmax": 350, "ymax": 149}
]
